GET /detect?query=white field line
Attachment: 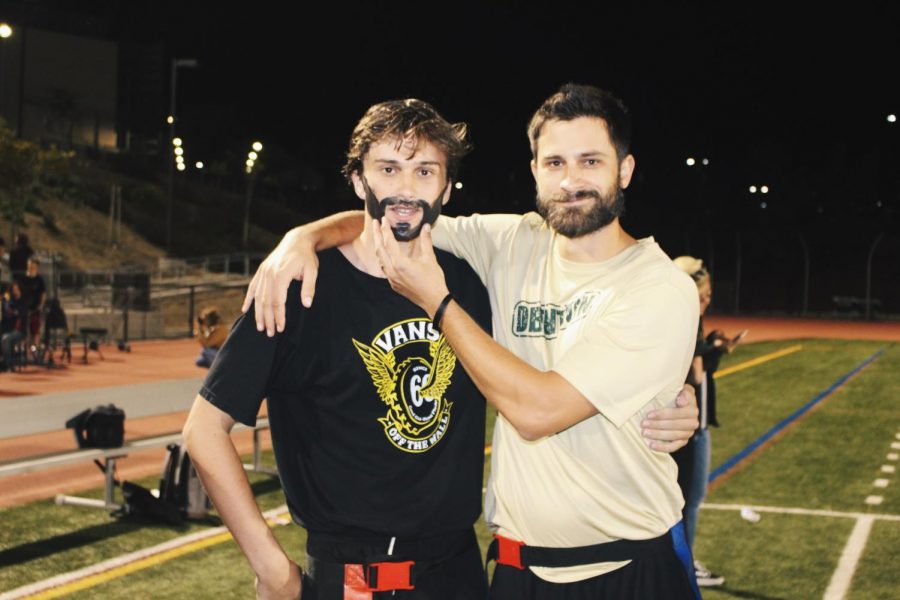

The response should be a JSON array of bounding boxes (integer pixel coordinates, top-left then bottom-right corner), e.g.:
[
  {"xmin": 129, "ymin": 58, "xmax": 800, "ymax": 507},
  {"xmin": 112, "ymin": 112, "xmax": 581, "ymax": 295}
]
[
  {"xmin": 704, "ymin": 503, "xmax": 895, "ymax": 600},
  {"xmin": 0, "ymin": 505, "xmax": 290, "ymax": 600},
  {"xmin": 702, "ymin": 502, "xmax": 900, "ymax": 521},
  {"xmin": 822, "ymin": 516, "xmax": 875, "ymax": 600}
]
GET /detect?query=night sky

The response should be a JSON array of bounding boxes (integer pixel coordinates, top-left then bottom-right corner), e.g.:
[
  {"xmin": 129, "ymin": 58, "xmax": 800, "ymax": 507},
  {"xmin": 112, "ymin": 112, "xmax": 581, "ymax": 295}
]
[
  {"xmin": 159, "ymin": 3, "xmax": 900, "ymax": 225},
  {"xmin": 2, "ymin": 1, "xmax": 899, "ymax": 310}
]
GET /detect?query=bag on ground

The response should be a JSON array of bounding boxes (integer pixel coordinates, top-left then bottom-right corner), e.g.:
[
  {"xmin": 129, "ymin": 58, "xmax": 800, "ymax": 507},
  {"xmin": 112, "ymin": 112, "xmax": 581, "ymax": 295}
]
[
  {"xmin": 64, "ymin": 404, "xmax": 125, "ymax": 449},
  {"xmin": 159, "ymin": 443, "xmax": 211, "ymax": 520}
]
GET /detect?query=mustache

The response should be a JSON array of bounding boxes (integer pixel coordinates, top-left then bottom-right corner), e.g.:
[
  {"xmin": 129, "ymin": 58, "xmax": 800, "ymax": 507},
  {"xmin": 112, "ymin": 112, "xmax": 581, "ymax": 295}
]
[{"xmin": 550, "ymin": 189, "xmax": 602, "ymax": 202}]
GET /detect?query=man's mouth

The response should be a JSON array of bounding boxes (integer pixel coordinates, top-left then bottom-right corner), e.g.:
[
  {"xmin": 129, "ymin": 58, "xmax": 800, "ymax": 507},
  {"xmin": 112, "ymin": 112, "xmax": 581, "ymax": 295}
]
[
  {"xmin": 553, "ymin": 191, "xmax": 600, "ymax": 205},
  {"xmin": 388, "ymin": 204, "xmax": 422, "ymax": 220}
]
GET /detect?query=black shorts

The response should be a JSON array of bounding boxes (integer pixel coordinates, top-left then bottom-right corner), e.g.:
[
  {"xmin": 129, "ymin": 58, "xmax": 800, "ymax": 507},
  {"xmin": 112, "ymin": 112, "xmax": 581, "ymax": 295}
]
[
  {"xmin": 302, "ymin": 528, "xmax": 487, "ymax": 600},
  {"xmin": 489, "ymin": 524, "xmax": 700, "ymax": 600}
]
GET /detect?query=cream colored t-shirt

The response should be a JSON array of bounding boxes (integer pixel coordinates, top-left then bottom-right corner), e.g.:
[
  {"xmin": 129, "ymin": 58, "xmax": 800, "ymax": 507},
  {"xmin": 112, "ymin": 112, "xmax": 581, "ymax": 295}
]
[{"xmin": 432, "ymin": 213, "xmax": 699, "ymax": 583}]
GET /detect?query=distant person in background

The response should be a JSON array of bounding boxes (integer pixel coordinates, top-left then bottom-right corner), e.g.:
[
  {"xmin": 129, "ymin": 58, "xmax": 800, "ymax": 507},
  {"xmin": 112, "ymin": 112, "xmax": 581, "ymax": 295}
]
[
  {"xmin": 672, "ymin": 255, "xmax": 746, "ymax": 588},
  {"xmin": 0, "ymin": 236, "xmax": 9, "ymax": 284},
  {"xmin": 194, "ymin": 306, "xmax": 228, "ymax": 368},
  {"xmin": 8, "ymin": 234, "xmax": 33, "ymax": 282},
  {"xmin": 1, "ymin": 282, "xmax": 28, "ymax": 371},
  {"xmin": 21, "ymin": 258, "xmax": 47, "ymax": 351}
]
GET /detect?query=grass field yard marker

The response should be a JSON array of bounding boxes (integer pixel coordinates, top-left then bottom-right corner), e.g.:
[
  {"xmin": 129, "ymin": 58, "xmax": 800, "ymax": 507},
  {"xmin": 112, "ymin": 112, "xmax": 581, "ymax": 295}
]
[
  {"xmin": 874, "ymin": 479, "xmax": 889, "ymax": 488},
  {"xmin": 823, "ymin": 516, "xmax": 875, "ymax": 600},
  {"xmin": 710, "ymin": 350, "xmax": 883, "ymax": 486},
  {"xmin": 1, "ymin": 506, "xmax": 290, "ymax": 599},
  {"xmin": 715, "ymin": 344, "xmax": 803, "ymax": 379},
  {"xmin": 864, "ymin": 496, "xmax": 883, "ymax": 505}
]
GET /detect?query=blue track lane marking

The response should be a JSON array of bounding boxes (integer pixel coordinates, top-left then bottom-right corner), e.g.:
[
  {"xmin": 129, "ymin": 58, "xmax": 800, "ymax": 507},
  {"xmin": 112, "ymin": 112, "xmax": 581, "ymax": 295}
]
[{"xmin": 709, "ymin": 349, "xmax": 884, "ymax": 484}]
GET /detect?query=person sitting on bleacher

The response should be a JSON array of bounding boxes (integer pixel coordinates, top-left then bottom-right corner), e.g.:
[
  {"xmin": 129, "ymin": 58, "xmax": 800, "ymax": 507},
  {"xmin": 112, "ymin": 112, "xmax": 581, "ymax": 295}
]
[
  {"xmin": 1, "ymin": 282, "xmax": 28, "ymax": 371},
  {"xmin": 193, "ymin": 306, "xmax": 227, "ymax": 368}
]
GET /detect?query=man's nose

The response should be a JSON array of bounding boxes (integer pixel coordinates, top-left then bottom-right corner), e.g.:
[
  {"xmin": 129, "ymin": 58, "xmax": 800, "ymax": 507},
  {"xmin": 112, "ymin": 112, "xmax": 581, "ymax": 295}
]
[
  {"xmin": 394, "ymin": 171, "xmax": 420, "ymax": 199},
  {"xmin": 559, "ymin": 165, "xmax": 585, "ymax": 192}
]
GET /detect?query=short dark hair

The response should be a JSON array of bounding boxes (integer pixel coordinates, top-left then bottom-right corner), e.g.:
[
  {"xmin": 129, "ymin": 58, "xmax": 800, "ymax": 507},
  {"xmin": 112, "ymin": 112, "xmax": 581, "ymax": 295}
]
[
  {"xmin": 527, "ymin": 84, "xmax": 632, "ymax": 161},
  {"xmin": 342, "ymin": 99, "xmax": 471, "ymax": 183}
]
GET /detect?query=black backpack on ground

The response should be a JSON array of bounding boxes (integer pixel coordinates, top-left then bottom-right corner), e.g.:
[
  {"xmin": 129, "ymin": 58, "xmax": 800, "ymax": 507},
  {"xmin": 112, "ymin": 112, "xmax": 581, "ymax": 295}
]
[
  {"xmin": 117, "ymin": 444, "xmax": 212, "ymax": 524},
  {"xmin": 65, "ymin": 404, "xmax": 125, "ymax": 449},
  {"xmin": 158, "ymin": 443, "xmax": 212, "ymax": 520},
  {"xmin": 119, "ymin": 481, "xmax": 182, "ymax": 525}
]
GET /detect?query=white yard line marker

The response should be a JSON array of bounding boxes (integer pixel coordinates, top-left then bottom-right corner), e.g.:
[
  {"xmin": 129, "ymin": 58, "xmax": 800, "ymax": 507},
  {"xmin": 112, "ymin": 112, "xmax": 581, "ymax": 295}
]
[
  {"xmin": 888, "ymin": 453, "xmax": 899, "ymax": 461},
  {"xmin": 865, "ymin": 496, "xmax": 883, "ymax": 505},
  {"xmin": 823, "ymin": 516, "xmax": 875, "ymax": 600},
  {"xmin": 702, "ymin": 502, "xmax": 900, "ymax": 520},
  {"xmin": 0, "ymin": 505, "xmax": 290, "ymax": 600},
  {"xmin": 874, "ymin": 479, "xmax": 890, "ymax": 488},
  {"xmin": 891, "ymin": 442, "xmax": 900, "ymax": 450},
  {"xmin": 881, "ymin": 465, "xmax": 896, "ymax": 474}
]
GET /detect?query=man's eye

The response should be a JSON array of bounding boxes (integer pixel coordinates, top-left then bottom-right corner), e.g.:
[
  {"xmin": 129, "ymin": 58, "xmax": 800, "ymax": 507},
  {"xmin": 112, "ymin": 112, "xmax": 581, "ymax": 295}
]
[
  {"xmin": 547, "ymin": 160, "xmax": 561, "ymax": 168},
  {"xmin": 383, "ymin": 167, "xmax": 395, "ymax": 174},
  {"xmin": 585, "ymin": 159, "xmax": 598, "ymax": 166},
  {"xmin": 418, "ymin": 169, "xmax": 433, "ymax": 176}
]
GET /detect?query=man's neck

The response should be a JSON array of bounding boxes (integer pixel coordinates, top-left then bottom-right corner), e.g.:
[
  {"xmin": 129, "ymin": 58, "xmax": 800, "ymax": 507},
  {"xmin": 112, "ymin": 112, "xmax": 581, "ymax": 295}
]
[
  {"xmin": 338, "ymin": 218, "xmax": 413, "ymax": 277},
  {"xmin": 556, "ymin": 218, "xmax": 637, "ymax": 263}
]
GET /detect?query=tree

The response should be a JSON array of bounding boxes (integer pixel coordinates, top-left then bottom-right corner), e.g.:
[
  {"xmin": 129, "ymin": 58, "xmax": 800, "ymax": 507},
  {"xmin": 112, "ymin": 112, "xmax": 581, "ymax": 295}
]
[{"xmin": 0, "ymin": 117, "xmax": 72, "ymax": 239}]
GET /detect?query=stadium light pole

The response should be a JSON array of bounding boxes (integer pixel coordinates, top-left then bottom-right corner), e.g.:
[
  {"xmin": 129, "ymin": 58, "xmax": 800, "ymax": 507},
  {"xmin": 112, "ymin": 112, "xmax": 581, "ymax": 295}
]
[
  {"xmin": 166, "ymin": 58, "xmax": 199, "ymax": 254},
  {"xmin": 0, "ymin": 23, "xmax": 12, "ymax": 128},
  {"xmin": 243, "ymin": 141, "xmax": 263, "ymax": 249}
]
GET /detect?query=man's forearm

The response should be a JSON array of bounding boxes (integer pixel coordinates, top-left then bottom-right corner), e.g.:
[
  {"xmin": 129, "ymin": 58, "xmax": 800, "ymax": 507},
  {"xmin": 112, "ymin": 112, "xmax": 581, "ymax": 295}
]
[
  {"xmin": 182, "ymin": 400, "xmax": 290, "ymax": 580},
  {"xmin": 292, "ymin": 210, "xmax": 364, "ymax": 250},
  {"xmin": 437, "ymin": 302, "xmax": 597, "ymax": 440}
]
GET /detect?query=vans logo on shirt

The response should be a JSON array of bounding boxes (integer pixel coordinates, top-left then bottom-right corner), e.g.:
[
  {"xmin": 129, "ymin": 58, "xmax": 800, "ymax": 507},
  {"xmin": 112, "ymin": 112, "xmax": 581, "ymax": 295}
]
[
  {"xmin": 353, "ymin": 319, "xmax": 455, "ymax": 453},
  {"xmin": 512, "ymin": 292, "xmax": 605, "ymax": 339}
]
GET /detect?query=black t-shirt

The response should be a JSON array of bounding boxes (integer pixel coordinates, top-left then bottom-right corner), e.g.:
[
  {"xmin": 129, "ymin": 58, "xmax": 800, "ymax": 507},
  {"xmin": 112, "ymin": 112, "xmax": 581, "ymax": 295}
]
[
  {"xmin": 201, "ymin": 247, "xmax": 492, "ymax": 539},
  {"xmin": 21, "ymin": 274, "xmax": 46, "ymax": 311}
]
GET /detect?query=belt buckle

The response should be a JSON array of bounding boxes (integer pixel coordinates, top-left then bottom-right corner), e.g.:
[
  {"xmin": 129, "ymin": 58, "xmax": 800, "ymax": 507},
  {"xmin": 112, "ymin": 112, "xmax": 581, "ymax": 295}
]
[
  {"xmin": 495, "ymin": 535, "xmax": 526, "ymax": 570},
  {"xmin": 365, "ymin": 560, "xmax": 416, "ymax": 592}
]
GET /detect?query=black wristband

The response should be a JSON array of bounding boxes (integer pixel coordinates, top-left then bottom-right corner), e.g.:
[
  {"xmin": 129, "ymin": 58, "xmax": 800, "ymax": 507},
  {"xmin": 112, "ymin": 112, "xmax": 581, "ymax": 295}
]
[{"xmin": 432, "ymin": 293, "xmax": 454, "ymax": 332}]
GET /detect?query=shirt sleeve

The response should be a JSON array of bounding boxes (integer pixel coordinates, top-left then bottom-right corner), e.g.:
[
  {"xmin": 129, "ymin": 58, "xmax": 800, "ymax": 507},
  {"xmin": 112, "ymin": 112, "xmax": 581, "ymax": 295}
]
[
  {"xmin": 199, "ymin": 282, "xmax": 302, "ymax": 426},
  {"xmin": 553, "ymin": 271, "xmax": 699, "ymax": 428},
  {"xmin": 431, "ymin": 213, "xmax": 523, "ymax": 282}
]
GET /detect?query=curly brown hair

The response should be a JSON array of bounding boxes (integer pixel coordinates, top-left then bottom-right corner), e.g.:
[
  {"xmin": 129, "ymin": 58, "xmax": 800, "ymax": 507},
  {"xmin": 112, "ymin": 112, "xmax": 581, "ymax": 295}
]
[{"xmin": 342, "ymin": 99, "xmax": 471, "ymax": 184}]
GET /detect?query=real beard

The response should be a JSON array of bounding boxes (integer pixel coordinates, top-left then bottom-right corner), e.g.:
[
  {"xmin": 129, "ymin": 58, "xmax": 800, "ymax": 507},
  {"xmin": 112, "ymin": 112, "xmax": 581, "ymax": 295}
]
[
  {"xmin": 361, "ymin": 177, "xmax": 446, "ymax": 241},
  {"xmin": 536, "ymin": 184, "xmax": 625, "ymax": 238}
]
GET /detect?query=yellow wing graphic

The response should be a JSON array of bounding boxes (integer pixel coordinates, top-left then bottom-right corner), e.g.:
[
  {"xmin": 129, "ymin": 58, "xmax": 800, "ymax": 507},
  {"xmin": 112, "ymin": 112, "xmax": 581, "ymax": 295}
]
[
  {"xmin": 352, "ymin": 339, "xmax": 397, "ymax": 403},
  {"xmin": 418, "ymin": 336, "xmax": 456, "ymax": 403}
]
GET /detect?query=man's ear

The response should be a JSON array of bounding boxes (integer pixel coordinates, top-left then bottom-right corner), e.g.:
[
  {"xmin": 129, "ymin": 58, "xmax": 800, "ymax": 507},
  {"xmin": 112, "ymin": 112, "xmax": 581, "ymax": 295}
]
[
  {"xmin": 619, "ymin": 154, "xmax": 636, "ymax": 189},
  {"xmin": 351, "ymin": 171, "xmax": 367, "ymax": 201},
  {"xmin": 441, "ymin": 179, "xmax": 453, "ymax": 206}
]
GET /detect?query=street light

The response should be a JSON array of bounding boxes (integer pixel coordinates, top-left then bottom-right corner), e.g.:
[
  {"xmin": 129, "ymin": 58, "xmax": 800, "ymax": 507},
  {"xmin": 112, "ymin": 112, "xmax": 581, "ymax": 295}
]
[
  {"xmin": 0, "ymin": 23, "xmax": 12, "ymax": 122},
  {"xmin": 888, "ymin": 114, "xmax": 897, "ymax": 124},
  {"xmin": 686, "ymin": 157, "xmax": 696, "ymax": 166},
  {"xmin": 166, "ymin": 57, "xmax": 199, "ymax": 254},
  {"xmin": 243, "ymin": 142, "xmax": 263, "ymax": 248}
]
